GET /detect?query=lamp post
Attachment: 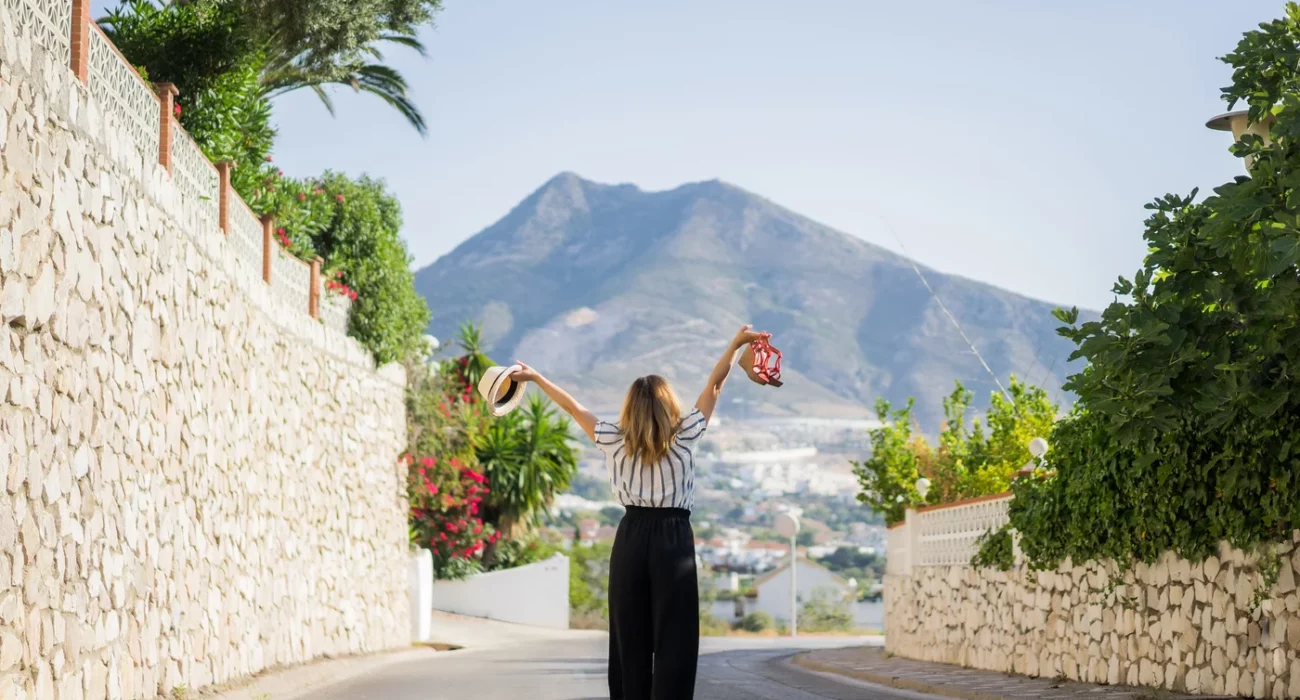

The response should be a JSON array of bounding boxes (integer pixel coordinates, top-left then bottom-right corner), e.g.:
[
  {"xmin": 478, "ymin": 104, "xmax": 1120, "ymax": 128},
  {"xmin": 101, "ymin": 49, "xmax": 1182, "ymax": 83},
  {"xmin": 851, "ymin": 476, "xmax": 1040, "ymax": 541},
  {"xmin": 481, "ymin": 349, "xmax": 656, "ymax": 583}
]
[
  {"xmin": 774, "ymin": 511, "xmax": 801, "ymax": 637},
  {"xmin": 1206, "ymin": 110, "xmax": 1275, "ymax": 171}
]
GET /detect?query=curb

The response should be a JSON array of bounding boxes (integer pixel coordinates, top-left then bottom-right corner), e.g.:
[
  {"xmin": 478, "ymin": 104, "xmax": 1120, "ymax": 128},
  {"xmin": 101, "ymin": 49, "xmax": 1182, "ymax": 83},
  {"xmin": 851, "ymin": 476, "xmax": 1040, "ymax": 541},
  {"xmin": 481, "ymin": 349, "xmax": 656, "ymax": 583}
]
[
  {"xmin": 791, "ymin": 654, "xmax": 1010, "ymax": 700},
  {"xmin": 206, "ymin": 646, "xmax": 440, "ymax": 700}
]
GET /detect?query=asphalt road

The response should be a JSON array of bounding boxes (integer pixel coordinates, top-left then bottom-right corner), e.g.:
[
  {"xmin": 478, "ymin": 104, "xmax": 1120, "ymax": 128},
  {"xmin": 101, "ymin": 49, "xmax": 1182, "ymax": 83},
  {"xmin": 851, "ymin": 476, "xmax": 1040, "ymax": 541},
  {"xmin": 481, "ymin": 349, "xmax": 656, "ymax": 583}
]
[{"xmin": 310, "ymin": 636, "xmax": 928, "ymax": 700}]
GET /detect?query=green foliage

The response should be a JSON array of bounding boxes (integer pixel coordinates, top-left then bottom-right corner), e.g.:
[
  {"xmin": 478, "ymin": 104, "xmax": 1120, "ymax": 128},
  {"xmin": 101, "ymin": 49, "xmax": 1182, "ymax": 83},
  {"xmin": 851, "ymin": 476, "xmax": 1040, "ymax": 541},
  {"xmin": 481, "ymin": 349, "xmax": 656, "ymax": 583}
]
[
  {"xmin": 816, "ymin": 546, "xmax": 886, "ymax": 583},
  {"xmin": 476, "ymin": 394, "xmax": 579, "ymax": 538},
  {"xmin": 798, "ymin": 588, "xmax": 854, "ymax": 633},
  {"xmin": 486, "ymin": 536, "xmax": 555, "ymax": 572},
  {"xmin": 100, "ymin": 1, "xmax": 273, "ymax": 175},
  {"xmin": 309, "ymin": 173, "xmax": 430, "ymax": 364},
  {"xmin": 971, "ymin": 526, "xmax": 1014, "ymax": 571},
  {"xmin": 739, "ymin": 611, "xmax": 774, "ymax": 633},
  {"xmin": 568, "ymin": 542, "xmax": 612, "ymax": 628},
  {"xmin": 1010, "ymin": 6, "xmax": 1300, "ymax": 570},
  {"xmin": 237, "ymin": 0, "xmax": 441, "ymax": 132},
  {"xmin": 853, "ymin": 377, "xmax": 1057, "ymax": 525},
  {"xmin": 795, "ymin": 531, "xmax": 816, "ymax": 548}
]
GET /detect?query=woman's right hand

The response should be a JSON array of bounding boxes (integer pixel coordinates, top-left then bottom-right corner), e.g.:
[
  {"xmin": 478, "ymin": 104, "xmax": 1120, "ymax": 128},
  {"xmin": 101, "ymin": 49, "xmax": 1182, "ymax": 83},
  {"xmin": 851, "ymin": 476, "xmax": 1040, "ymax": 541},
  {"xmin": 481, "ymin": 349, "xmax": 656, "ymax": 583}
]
[
  {"xmin": 512, "ymin": 361, "xmax": 542, "ymax": 383},
  {"xmin": 731, "ymin": 324, "xmax": 768, "ymax": 349}
]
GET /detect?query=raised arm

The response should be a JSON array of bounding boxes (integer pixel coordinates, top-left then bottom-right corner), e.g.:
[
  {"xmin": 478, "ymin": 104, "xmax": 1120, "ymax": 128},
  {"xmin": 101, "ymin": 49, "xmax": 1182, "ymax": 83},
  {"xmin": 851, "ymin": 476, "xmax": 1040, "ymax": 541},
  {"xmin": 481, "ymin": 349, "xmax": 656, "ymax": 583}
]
[
  {"xmin": 695, "ymin": 325, "xmax": 767, "ymax": 422},
  {"xmin": 511, "ymin": 361, "xmax": 600, "ymax": 441}
]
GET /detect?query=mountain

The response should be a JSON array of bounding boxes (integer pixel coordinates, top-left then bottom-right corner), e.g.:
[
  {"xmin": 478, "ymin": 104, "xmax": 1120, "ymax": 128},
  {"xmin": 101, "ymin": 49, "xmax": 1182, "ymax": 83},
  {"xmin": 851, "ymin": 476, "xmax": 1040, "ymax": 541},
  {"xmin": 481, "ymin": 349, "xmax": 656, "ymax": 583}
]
[{"xmin": 414, "ymin": 173, "xmax": 1095, "ymax": 428}]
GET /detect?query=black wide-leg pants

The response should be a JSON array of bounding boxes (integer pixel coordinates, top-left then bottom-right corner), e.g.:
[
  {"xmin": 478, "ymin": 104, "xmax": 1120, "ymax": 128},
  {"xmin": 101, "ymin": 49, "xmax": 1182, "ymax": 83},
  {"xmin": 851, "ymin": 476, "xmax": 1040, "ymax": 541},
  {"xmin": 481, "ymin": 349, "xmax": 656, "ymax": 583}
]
[{"xmin": 608, "ymin": 506, "xmax": 699, "ymax": 700}]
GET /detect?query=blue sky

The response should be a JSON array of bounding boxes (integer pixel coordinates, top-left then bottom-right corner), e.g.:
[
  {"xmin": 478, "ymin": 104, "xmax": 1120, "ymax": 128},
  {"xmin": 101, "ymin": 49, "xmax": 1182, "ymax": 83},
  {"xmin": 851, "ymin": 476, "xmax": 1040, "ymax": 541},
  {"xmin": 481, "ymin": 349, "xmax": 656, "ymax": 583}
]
[{"xmin": 99, "ymin": 0, "xmax": 1285, "ymax": 310}]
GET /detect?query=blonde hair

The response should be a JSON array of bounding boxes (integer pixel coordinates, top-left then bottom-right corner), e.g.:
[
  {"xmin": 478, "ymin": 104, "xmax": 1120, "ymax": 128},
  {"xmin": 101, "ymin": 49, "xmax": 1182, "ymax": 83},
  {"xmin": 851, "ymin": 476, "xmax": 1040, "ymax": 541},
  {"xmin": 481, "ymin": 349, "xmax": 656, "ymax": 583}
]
[{"xmin": 619, "ymin": 375, "xmax": 682, "ymax": 464}]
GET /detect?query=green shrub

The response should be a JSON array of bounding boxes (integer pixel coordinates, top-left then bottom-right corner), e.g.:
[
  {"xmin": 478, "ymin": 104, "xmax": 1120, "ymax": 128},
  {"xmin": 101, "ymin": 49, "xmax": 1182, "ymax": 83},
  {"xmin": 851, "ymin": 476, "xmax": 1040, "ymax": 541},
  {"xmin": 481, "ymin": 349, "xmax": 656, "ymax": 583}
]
[
  {"xmin": 853, "ymin": 377, "xmax": 1057, "ymax": 525},
  {"xmin": 798, "ymin": 588, "xmax": 854, "ymax": 633},
  {"xmin": 101, "ymin": 1, "xmax": 274, "ymax": 188},
  {"xmin": 739, "ymin": 611, "xmax": 773, "ymax": 633},
  {"xmin": 1011, "ymin": 6, "xmax": 1300, "ymax": 570},
  {"xmin": 971, "ymin": 526, "xmax": 1014, "ymax": 571},
  {"xmin": 309, "ymin": 173, "xmax": 429, "ymax": 364}
]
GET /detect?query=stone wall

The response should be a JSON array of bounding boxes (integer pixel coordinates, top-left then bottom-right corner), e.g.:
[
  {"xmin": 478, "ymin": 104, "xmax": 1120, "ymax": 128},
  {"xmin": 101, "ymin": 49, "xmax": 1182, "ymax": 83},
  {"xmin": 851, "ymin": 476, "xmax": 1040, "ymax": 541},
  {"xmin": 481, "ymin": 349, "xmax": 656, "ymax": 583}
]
[
  {"xmin": 0, "ymin": 5, "xmax": 411, "ymax": 699},
  {"xmin": 885, "ymin": 538, "xmax": 1300, "ymax": 698}
]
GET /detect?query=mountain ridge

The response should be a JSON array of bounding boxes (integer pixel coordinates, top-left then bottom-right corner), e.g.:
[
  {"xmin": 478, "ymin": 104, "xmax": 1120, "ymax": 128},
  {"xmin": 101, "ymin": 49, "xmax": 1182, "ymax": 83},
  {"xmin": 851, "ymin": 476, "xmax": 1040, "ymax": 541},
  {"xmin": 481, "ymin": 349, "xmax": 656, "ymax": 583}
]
[{"xmin": 415, "ymin": 173, "xmax": 1096, "ymax": 427}]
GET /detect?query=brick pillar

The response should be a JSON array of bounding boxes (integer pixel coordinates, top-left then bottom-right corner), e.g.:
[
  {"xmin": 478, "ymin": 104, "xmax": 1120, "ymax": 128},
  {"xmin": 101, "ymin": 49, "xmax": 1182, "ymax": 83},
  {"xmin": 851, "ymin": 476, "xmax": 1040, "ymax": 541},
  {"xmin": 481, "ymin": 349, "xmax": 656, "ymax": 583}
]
[
  {"xmin": 216, "ymin": 162, "xmax": 233, "ymax": 235},
  {"xmin": 261, "ymin": 215, "xmax": 274, "ymax": 284},
  {"xmin": 155, "ymin": 83, "xmax": 179, "ymax": 173},
  {"xmin": 309, "ymin": 257, "xmax": 323, "ymax": 319},
  {"xmin": 70, "ymin": 0, "xmax": 91, "ymax": 83}
]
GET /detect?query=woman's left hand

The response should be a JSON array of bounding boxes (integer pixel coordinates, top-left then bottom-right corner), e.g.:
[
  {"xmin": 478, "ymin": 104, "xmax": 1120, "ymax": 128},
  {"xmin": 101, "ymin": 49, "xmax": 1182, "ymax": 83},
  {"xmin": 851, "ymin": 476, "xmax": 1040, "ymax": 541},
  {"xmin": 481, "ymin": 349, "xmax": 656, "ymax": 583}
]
[{"xmin": 512, "ymin": 361, "xmax": 542, "ymax": 383}]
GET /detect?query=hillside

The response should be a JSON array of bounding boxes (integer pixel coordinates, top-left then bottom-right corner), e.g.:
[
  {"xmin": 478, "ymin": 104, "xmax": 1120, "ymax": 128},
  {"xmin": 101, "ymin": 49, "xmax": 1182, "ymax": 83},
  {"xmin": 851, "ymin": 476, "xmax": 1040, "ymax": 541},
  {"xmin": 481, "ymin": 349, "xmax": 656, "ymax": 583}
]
[{"xmin": 415, "ymin": 173, "xmax": 1093, "ymax": 427}]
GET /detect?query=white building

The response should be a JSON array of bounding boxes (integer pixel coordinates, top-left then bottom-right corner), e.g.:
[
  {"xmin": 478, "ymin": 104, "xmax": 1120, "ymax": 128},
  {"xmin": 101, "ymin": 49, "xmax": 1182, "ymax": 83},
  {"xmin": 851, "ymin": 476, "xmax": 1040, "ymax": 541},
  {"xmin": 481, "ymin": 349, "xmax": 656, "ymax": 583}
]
[{"xmin": 748, "ymin": 557, "xmax": 854, "ymax": 625}]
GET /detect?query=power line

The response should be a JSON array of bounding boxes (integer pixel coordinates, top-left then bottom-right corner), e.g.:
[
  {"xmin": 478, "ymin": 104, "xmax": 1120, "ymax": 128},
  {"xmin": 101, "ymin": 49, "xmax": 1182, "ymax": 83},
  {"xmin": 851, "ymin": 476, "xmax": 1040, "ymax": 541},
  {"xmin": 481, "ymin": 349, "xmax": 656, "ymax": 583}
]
[{"xmin": 873, "ymin": 214, "xmax": 1016, "ymax": 412}]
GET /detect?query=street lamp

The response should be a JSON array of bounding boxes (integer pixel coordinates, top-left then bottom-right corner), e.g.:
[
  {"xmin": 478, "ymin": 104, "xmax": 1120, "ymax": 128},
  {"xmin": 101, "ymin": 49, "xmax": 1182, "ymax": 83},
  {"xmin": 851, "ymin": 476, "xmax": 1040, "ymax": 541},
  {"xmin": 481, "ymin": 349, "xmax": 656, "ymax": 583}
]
[
  {"xmin": 1018, "ymin": 437, "xmax": 1049, "ymax": 478},
  {"xmin": 774, "ymin": 510, "xmax": 801, "ymax": 637},
  {"xmin": 1206, "ymin": 110, "xmax": 1275, "ymax": 171}
]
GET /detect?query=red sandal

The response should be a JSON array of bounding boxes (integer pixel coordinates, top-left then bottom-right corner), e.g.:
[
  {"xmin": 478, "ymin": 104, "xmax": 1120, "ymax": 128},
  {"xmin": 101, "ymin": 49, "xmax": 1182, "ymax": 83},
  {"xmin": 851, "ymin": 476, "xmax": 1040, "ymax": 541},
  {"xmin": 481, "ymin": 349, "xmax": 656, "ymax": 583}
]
[{"xmin": 739, "ymin": 337, "xmax": 783, "ymax": 388}]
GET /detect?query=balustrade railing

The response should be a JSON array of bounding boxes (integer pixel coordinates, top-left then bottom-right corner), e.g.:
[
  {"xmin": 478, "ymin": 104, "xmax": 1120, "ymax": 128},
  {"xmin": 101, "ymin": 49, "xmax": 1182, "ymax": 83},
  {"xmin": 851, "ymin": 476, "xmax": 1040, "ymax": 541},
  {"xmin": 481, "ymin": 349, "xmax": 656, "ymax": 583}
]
[{"xmin": 888, "ymin": 493, "xmax": 1014, "ymax": 575}]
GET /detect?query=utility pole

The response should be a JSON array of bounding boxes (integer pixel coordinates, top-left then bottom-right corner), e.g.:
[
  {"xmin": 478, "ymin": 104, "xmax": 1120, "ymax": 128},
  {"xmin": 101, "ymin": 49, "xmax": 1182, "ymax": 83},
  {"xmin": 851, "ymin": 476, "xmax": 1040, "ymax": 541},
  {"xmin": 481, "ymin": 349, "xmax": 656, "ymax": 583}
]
[{"xmin": 774, "ymin": 510, "xmax": 801, "ymax": 637}]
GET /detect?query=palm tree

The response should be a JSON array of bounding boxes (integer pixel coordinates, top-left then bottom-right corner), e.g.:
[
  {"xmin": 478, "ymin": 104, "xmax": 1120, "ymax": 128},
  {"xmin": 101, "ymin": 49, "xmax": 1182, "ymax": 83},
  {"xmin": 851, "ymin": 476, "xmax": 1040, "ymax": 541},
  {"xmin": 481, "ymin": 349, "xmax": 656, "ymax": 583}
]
[
  {"xmin": 475, "ymin": 395, "xmax": 578, "ymax": 540},
  {"xmin": 259, "ymin": 31, "xmax": 428, "ymax": 135},
  {"xmin": 450, "ymin": 322, "xmax": 494, "ymax": 389},
  {"xmin": 166, "ymin": 0, "xmax": 434, "ymax": 134}
]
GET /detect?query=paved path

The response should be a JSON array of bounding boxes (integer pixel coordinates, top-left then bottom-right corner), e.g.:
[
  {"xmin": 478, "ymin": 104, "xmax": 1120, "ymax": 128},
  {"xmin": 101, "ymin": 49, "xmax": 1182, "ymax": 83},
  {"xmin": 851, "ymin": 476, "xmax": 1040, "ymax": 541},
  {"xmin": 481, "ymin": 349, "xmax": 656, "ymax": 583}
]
[
  {"xmin": 796, "ymin": 648, "xmax": 1201, "ymax": 700},
  {"xmin": 306, "ymin": 634, "xmax": 926, "ymax": 699}
]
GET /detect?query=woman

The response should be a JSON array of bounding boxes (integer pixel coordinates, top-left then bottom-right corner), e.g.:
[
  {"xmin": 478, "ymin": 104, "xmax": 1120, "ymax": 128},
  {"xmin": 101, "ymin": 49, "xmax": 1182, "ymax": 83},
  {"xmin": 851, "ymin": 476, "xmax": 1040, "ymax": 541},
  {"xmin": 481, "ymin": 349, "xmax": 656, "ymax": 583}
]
[{"xmin": 512, "ymin": 324, "xmax": 768, "ymax": 700}]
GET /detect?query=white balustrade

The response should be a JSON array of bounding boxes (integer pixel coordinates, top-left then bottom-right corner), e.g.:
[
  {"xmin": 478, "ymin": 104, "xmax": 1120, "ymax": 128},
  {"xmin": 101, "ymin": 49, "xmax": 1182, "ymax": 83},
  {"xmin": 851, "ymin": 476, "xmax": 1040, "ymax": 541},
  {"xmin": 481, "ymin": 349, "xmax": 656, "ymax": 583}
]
[
  {"xmin": 319, "ymin": 289, "xmax": 352, "ymax": 335},
  {"xmin": 87, "ymin": 26, "xmax": 159, "ymax": 164},
  {"xmin": 169, "ymin": 122, "xmax": 220, "ymax": 237},
  {"xmin": 913, "ymin": 495, "xmax": 1011, "ymax": 567},
  {"xmin": 272, "ymin": 248, "xmax": 312, "ymax": 316},
  {"xmin": 3, "ymin": 0, "xmax": 69, "ymax": 64},
  {"xmin": 229, "ymin": 202, "xmax": 264, "ymax": 284},
  {"xmin": 886, "ymin": 523, "xmax": 909, "ymax": 576}
]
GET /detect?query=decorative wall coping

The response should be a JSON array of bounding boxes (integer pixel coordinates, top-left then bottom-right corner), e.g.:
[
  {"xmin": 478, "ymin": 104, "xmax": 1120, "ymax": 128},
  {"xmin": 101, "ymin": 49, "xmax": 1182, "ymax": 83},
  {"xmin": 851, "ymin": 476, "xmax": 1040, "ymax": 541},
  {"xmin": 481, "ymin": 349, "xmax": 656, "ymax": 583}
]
[{"xmin": 915, "ymin": 491, "xmax": 1012, "ymax": 514}]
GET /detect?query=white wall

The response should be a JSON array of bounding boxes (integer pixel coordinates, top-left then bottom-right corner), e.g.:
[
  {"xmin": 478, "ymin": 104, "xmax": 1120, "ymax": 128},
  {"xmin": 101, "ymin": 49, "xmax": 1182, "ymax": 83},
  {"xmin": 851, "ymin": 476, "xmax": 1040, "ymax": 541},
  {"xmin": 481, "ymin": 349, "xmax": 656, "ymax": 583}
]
[
  {"xmin": 753, "ymin": 560, "xmax": 849, "ymax": 623},
  {"xmin": 430, "ymin": 554, "xmax": 571, "ymax": 629}
]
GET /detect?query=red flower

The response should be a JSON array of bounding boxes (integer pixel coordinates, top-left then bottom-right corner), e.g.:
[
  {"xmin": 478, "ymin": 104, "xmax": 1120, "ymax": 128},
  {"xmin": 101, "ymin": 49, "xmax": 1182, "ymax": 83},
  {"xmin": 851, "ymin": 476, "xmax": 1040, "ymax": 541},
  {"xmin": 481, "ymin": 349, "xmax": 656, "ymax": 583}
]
[
  {"xmin": 421, "ymin": 457, "xmax": 434, "ymax": 468},
  {"xmin": 298, "ymin": 193, "xmax": 306, "ymax": 202},
  {"xmin": 265, "ymin": 155, "xmax": 274, "ymax": 162},
  {"xmin": 336, "ymin": 271, "xmax": 344, "ymax": 279},
  {"xmin": 277, "ymin": 170, "xmax": 284, "ymax": 178},
  {"xmin": 336, "ymin": 194, "xmax": 345, "ymax": 202},
  {"xmin": 173, "ymin": 102, "xmax": 181, "ymax": 117}
]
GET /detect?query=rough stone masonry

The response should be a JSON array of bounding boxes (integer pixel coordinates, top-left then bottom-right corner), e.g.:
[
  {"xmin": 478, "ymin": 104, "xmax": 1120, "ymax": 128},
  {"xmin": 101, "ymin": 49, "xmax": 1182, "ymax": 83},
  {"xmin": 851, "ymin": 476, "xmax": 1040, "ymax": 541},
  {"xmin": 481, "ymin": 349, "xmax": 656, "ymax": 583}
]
[
  {"xmin": 886, "ymin": 538, "xmax": 1300, "ymax": 699},
  {"xmin": 0, "ymin": 6, "xmax": 411, "ymax": 700}
]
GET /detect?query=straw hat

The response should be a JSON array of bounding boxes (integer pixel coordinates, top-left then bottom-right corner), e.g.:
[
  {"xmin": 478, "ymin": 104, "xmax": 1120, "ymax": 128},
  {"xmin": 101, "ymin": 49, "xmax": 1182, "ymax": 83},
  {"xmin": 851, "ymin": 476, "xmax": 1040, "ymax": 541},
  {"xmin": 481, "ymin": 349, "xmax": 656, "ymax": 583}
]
[{"xmin": 477, "ymin": 364, "xmax": 527, "ymax": 417}]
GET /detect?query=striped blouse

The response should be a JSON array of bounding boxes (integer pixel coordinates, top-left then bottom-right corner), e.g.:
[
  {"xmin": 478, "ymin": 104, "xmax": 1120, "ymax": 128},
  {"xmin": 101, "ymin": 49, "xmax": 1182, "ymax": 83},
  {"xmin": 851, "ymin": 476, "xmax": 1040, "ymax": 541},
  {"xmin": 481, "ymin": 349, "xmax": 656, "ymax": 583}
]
[{"xmin": 592, "ymin": 407, "xmax": 708, "ymax": 511}]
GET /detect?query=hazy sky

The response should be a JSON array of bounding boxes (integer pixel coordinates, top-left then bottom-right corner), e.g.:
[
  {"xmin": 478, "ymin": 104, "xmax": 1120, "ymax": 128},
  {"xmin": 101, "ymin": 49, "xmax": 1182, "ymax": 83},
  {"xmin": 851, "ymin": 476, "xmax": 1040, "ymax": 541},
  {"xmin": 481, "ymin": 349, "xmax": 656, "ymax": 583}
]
[{"xmin": 97, "ymin": 0, "xmax": 1285, "ymax": 311}]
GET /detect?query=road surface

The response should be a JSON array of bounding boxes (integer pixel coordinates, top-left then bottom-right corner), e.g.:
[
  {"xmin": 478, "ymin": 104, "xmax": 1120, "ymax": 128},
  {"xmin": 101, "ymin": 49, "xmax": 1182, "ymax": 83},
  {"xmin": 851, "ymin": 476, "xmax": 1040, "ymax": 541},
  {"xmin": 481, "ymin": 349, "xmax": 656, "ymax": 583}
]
[{"xmin": 310, "ymin": 635, "xmax": 930, "ymax": 700}]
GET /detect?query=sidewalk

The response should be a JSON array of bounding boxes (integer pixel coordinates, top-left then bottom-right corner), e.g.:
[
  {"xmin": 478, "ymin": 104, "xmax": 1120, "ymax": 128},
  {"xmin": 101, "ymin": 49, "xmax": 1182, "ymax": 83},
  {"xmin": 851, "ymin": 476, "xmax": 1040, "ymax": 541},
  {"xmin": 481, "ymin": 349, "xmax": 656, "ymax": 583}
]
[
  {"xmin": 794, "ymin": 647, "xmax": 1206, "ymax": 700},
  {"xmin": 206, "ymin": 612, "xmax": 602, "ymax": 700}
]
